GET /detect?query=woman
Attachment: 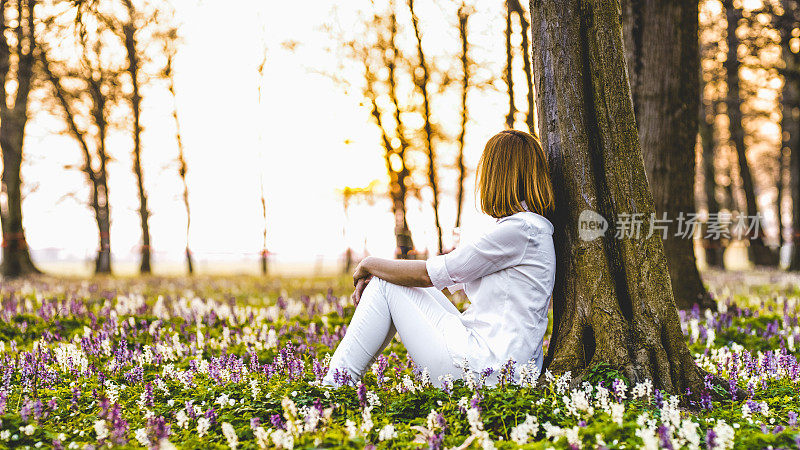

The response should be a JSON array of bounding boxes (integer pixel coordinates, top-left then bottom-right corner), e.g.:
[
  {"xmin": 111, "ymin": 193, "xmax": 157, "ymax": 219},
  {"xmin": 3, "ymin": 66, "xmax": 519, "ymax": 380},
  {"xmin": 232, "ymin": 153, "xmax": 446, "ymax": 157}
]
[{"xmin": 322, "ymin": 129, "xmax": 556, "ymax": 388}]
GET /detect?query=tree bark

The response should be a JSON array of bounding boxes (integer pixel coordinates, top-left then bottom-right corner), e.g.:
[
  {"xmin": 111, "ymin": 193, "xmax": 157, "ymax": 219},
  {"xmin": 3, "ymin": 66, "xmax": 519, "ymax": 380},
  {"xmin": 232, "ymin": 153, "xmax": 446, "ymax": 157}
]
[
  {"xmin": 122, "ymin": 0, "xmax": 151, "ymax": 274},
  {"xmin": 0, "ymin": 0, "xmax": 39, "ymax": 278},
  {"xmin": 622, "ymin": 0, "xmax": 713, "ymax": 310},
  {"xmin": 530, "ymin": 0, "xmax": 721, "ymax": 398},
  {"xmin": 723, "ymin": 0, "xmax": 778, "ymax": 267}
]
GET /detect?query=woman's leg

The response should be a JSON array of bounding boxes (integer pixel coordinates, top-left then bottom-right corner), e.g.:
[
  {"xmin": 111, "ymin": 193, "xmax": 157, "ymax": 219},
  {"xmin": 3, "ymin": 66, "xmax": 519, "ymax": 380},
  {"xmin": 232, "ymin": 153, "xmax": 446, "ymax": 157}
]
[
  {"xmin": 322, "ymin": 278, "xmax": 462, "ymax": 388},
  {"xmin": 321, "ymin": 278, "xmax": 399, "ymax": 387},
  {"xmin": 424, "ymin": 287, "xmax": 462, "ymax": 315}
]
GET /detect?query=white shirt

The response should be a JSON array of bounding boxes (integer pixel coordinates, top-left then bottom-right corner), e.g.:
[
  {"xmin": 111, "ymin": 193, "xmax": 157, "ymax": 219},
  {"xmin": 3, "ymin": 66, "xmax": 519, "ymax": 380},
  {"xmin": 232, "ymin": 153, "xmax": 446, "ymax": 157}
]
[{"xmin": 425, "ymin": 204, "xmax": 556, "ymax": 380}]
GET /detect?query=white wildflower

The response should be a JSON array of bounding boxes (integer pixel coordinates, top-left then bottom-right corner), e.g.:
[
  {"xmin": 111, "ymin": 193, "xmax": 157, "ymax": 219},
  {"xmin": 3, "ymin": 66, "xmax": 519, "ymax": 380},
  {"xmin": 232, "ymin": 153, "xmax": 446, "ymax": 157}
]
[
  {"xmin": 270, "ymin": 429, "xmax": 294, "ymax": 449},
  {"xmin": 420, "ymin": 367, "xmax": 431, "ymax": 386},
  {"xmin": 250, "ymin": 379, "xmax": 261, "ymax": 399},
  {"xmin": 555, "ymin": 371, "xmax": 572, "ymax": 394},
  {"xmin": 361, "ymin": 407, "xmax": 374, "ymax": 434},
  {"xmin": 378, "ymin": 424, "xmax": 398, "ymax": 441},
  {"xmin": 610, "ymin": 402, "xmax": 625, "ymax": 425},
  {"xmin": 635, "ymin": 425, "xmax": 659, "ymax": 450},
  {"xmin": 135, "ymin": 428, "xmax": 149, "ymax": 447},
  {"xmin": 94, "ymin": 419, "xmax": 109, "ymax": 440},
  {"xmin": 197, "ymin": 417, "xmax": 211, "ymax": 437},
  {"xmin": 712, "ymin": 419, "xmax": 735, "ymax": 450},
  {"xmin": 176, "ymin": 410, "xmax": 190, "ymax": 429},
  {"xmin": 345, "ymin": 419, "xmax": 358, "ymax": 438},
  {"xmin": 565, "ymin": 426, "xmax": 582, "ymax": 449},
  {"xmin": 366, "ymin": 390, "xmax": 381, "ymax": 408},
  {"xmin": 253, "ymin": 426, "xmax": 272, "ymax": 449},
  {"xmin": 221, "ymin": 422, "xmax": 238, "ymax": 449},
  {"xmin": 676, "ymin": 418, "xmax": 700, "ymax": 450},
  {"xmin": 631, "ymin": 379, "xmax": 653, "ymax": 400},
  {"xmin": 510, "ymin": 414, "xmax": 539, "ymax": 445}
]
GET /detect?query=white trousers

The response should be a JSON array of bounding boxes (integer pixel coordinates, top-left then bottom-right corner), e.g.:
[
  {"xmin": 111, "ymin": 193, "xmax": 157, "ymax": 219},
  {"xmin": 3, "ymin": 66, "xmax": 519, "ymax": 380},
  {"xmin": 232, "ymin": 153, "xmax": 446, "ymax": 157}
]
[{"xmin": 321, "ymin": 277, "xmax": 462, "ymax": 388}]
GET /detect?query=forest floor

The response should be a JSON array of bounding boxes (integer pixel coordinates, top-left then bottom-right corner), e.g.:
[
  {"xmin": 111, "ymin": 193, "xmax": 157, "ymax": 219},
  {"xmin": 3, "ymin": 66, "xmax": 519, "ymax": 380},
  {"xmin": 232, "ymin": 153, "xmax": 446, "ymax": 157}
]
[{"xmin": 0, "ymin": 270, "xmax": 799, "ymax": 449}]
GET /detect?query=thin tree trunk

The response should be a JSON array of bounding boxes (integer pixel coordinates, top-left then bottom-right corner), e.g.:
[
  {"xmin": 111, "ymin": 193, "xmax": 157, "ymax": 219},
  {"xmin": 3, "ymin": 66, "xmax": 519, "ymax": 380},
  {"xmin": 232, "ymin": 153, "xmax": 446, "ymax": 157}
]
[
  {"xmin": 408, "ymin": 0, "xmax": 443, "ymax": 255},
  {"xmin": 530, "ymin": 0, "xmax": 726, "ymax": 398},
  {"xmin": 260, "ymin": 179, "xmax": 268, "ymax": 275},
  {"xmin": 777, "ymin": 150, "xmax": 786, "ymax": 252},
  {"xmin": 508, "ymin": 0, "xmax": 536, "ymax": 134},
  {"xmin": 383, "ymin": 8, "xmax": 414, "ymax": 259},
  {"xmin": 700, "ymin": 97, "xmax": 726, "ymax": 269},
  {"xmin": 622, "ymin": 0, "xmax": 713, "ymax": 310},
  {"xmin": 0, "ymin": 0, "xmax": 39, "ymax": 278},
  {"xmin": 724, "ymin": 0, "xmax": 778, "ymax": 266},
  {"xmin": 178, "ymin": 146, "xmax": 193, "ymax": 276},
  {"xmin": 504, "ymin": 1, "xmax": 515, "ymax": 129},
  {"xmin": 256, "ymin": 51, "xmax": 269, "ymax": 275},
  {"xmin": 122, "ymin": 0, "xmax": 151, "ymax": 274},
  {"xmin": 39, "ymin": 51, "xmax": 112, "ymax": 274},
  {"xmin": 166, "ymin": 53, "xmax": 194, "ymax": 275},
  {"xmin": 91, "ymin": 78, "xmax": 112, "ymax": 275},
  {"xmin": 455, "ymin": 3, "xmax": 470, "ymax": 232}
]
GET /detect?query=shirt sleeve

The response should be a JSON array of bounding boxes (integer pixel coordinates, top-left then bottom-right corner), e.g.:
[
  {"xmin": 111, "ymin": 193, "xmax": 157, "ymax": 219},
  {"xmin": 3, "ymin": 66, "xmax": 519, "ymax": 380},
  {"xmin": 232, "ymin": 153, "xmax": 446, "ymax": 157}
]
[{"xmin": 425, "ymin": 219, "xmax": 530, "ymax": 291}]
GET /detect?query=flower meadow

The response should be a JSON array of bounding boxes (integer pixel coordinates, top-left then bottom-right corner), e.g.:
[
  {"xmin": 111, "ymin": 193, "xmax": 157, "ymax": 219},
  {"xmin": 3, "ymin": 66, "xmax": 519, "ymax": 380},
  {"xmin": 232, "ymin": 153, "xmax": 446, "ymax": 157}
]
[{"xmin": 1, "ymin": 271, "xmax": 800, "ymax": 449}]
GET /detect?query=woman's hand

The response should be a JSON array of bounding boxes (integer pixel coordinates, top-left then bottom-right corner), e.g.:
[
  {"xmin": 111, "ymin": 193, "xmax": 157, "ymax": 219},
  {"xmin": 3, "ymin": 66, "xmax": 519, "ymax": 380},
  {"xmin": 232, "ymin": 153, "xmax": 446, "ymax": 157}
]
[
  {"xmin": 353, "ymin": 257, "xmax": 372, "ymax": 286},
  {"xmin": 352, "ymin": 276, "xmax": 372, "ymax": 306},
  {"xmin": 352, "ymin": 257, "xmax": 373, "ymax": 306}
]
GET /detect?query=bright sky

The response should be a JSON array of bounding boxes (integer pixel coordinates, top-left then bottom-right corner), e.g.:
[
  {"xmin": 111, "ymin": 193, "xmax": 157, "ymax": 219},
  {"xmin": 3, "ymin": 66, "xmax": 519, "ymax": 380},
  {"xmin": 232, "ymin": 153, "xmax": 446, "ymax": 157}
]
[{"xmin": 20, "ymin": 0, "xmax": 525, "ymax": 273}]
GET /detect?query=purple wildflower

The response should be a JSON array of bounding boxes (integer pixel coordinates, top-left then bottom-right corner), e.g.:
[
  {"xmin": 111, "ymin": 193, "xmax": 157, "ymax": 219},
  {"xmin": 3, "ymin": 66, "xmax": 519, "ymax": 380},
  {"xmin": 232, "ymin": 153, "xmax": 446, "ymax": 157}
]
[
  {"xmin": 705, "ymin": 427, "xmax": 717, "ymax": 449},
  {"xmin": 270, "ymin": 413, "xmax": 286, "ymax": 430}
]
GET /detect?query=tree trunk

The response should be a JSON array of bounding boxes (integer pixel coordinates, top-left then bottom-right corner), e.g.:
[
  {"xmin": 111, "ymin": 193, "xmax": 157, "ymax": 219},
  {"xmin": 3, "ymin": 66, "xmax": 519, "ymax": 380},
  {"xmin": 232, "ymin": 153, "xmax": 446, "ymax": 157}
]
[
  {"xmin": 166, "ymin": 53, "xmax": 194, "ymax": 275},
  {"xmin": 699, "ymin": 97, "xmax": 726, "ymax": 269},
  {"xmin": 779, "ymin": 1, "xmax": 800, "ymax": 271},
  {"xmin": 515, "ymin": 1, "xmax": 536, "ymax": 134},
  {"xmin": 724, "ymin": 0, "xmax": 778, "ymax": 267},
  {"xmin": 777, "ymin": 150, "xmax": 786, "ymax": 252},
  {"xmin": 386, "ymin": 8, "xmax": 415, "ymax": 259},
  {"xmin": 0, "ymin": 117, "xmax": 39, "ymax": 278},
  {"xmin": 530, "ymin": 0, "xmax": 722, "ymax": 398},
  {"xmin": 408, "ymin": 0, "xmax": 443, "ymax": 255},
  {"xmin": 455, "ymin": 3, "xmax": 470, "ymax": 233},
  {"xmin": 505, "ymin": 1, "xmax": 516, "ymax": 129},
  {"xmin": 0, "ymin": 0, "xmax": 39, "ymax": 278},
  {"xmin": 92, "ymin": 87, "xmax": 112, "ymax": 275},
  {"xmin": 622, "ymin": 0, "xmax": 713, "ymax": 310},
  {"xmin": 40, "ymin": 52, "xmax": 113, "ymax": 274},
  {"xmin": 260, "ymin": 180, "xmax": 268, "ymax": 275},
  {"xmin": 792, "ymin": 128, "xmax": 800, "ymax": 270},
  {"xmin": 122, "ymin": 0, "xmax": 151, "ymax": 274}
]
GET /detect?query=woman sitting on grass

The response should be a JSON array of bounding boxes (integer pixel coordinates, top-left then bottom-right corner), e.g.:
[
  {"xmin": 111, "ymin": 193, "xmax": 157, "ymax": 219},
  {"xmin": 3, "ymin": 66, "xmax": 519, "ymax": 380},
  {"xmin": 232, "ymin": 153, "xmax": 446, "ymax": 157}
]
[{"xmin": 322, "ymin": 129, "xmax": 556, "ymax": 388}]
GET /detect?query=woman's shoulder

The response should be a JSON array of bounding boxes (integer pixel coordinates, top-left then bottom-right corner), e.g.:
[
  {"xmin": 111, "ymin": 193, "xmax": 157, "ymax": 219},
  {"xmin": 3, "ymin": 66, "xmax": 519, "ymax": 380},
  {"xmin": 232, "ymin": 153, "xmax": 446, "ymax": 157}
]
[{"xmin": 497, "ymin": 211, "xmax": 554, "ymax": 236}]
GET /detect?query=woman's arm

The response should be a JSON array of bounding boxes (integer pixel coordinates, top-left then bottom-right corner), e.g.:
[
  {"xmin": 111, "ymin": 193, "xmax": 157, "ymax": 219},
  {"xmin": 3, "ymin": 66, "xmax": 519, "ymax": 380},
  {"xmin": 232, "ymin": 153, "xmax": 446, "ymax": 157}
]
[
  {"xmin": 351, "ymin": 257, "xmax": 433, "ymax": 305},
  {"xmin": 354, "ymin": 256, "xmax": 433, "ymax": 288}
]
